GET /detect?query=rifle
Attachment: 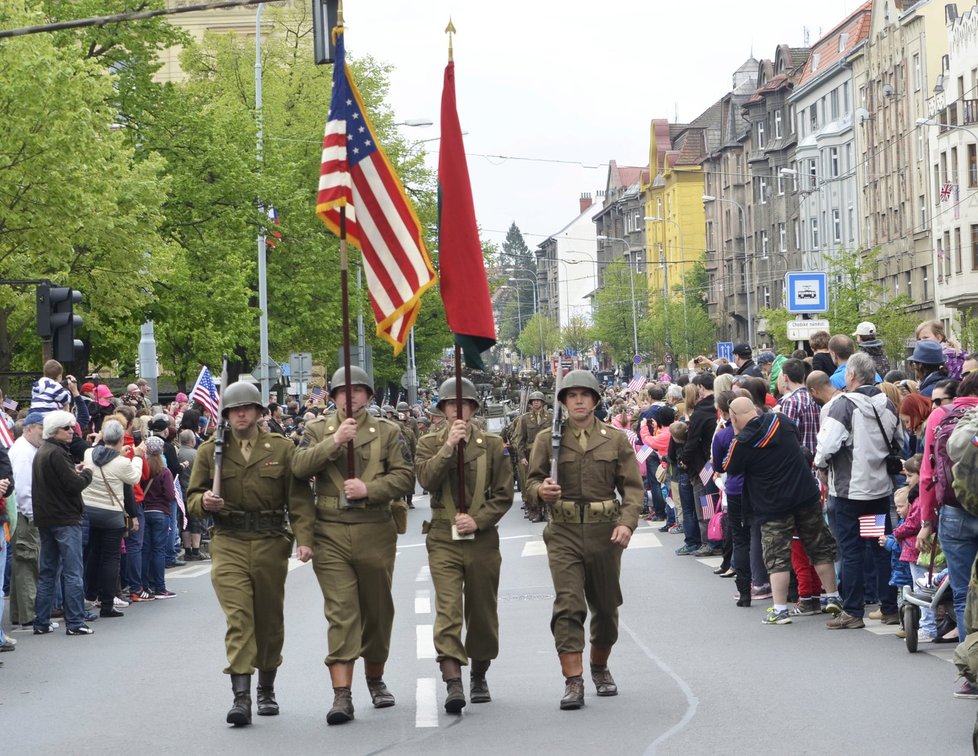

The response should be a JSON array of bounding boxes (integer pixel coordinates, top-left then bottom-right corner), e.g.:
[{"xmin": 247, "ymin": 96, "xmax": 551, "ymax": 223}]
[
  {"xmin": 550, "ymin": 370, "xmax": 563, "ymax": 484},
  {"xmin": 211, "ymin": 417, "xmax": 227, "ymax": 497}
]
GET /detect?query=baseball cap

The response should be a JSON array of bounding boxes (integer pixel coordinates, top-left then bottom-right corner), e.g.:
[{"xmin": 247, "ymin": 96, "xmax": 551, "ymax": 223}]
[
  {"xmin": 731, "ymin": 343, "xmax": 752, "ymax": 358},
  {"xmin": 757, "ymin": 351, "xmax": 776, "ymax": 365},
  {"xmin": 23, "ymin": 411, "xmax": 45, "ymax": 427},
  {"xmin": 81, "ymin": 382, "xmax": 95, "ymax": 394},
  {"xmin": 852, "ymin": 321, "xmax": 877, "ymax": 337}
]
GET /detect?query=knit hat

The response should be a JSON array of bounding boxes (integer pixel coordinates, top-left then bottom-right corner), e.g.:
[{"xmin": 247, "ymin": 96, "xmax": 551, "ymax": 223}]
[
  {"xmin": 23, "ymin": 411, "xmax": 44, "ymax": 427},
  {"xmin": 144, "ymin": 436, "xmax": 165, "ymax": 455},
  {"xmin": 175, "ymin": 392, "xmax": 189, "ymax": 403},
  {"xmin": 81, "ymin": 382, "xmax": 95, "ymax": 394},
  {"xmin": 42, "ymin": 410, "xmax": 76, "ymax": 439}
]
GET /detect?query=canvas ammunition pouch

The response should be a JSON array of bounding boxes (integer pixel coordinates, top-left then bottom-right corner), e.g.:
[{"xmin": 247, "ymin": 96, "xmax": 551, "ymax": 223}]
[{"xmin": 548, "ymin": 499, "xmax": 620, "ymax": 524}]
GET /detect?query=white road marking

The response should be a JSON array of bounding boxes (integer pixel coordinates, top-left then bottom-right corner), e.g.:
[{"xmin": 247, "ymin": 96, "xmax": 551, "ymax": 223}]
[
  {"xmin": 521, "ymin": 531, "xmax": 662, "ymax": 557},
  {"xmin": 416, "ymin": 565, "xmax": 431, "ymax": 582},
  {"xmin": 415, "ymin": 590, "xmax": 431, "ymax": 614},
  {"xmin": 415, "ymin": 678, "xmax": 439, "ymax": 728},
  {"xmin": 166, "ymin": 565, "xmax": 211, "ymax": 579},
  {"xmin": 695, "ymin": 556, "xmax": 723, "ymax": 568},
  {"xmin": 287, "ymin": 557, "xmax": 306, "ymax": 572},
  {"xmin": 521, "ymin": 540, "xmax": 547, "ymax": 557},
  {"xmin": 416, "ymin": 624, "xmax": 435, "ymax": 659}
]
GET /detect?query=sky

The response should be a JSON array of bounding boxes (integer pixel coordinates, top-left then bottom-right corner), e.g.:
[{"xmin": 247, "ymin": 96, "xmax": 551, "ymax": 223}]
[{"xmin": 344, "ymin": 0, "xmax": 862, "ymax": 251}]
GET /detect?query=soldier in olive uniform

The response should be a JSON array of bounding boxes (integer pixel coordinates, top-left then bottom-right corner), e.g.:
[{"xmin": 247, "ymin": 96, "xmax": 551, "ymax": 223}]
[
  {"xmin": 415, "ymin": 377, "xmax": 514, "ymax": 713},
  {"xmin": 292, "ymin": 367, "xmax": 414, "ymax": 725},
  {"xmin": 186, "ymin": 381, "xmax": 316, "ymax": 727},
  {"xmin": 514, "ymin": 391, "xmax": 552, "ymax": 522},
  {"xmin": 525, "ymin": 370, "xmax": 642, "ymax": 711},
  {"xmin": 395, "ymin": 401, "xmax": 418, "ymax": 509}
]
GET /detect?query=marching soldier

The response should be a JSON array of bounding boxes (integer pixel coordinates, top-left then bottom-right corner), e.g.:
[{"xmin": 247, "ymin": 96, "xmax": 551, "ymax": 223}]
[
  {"xmin": 515, "ymin": 391, "xmax": 551, "ymax": 521},
  {"xmin": 525, "ymin": 370, "xmax": 642, "ymax": 711},
  {"xmin": 186, "ymin": 381, "xmax": 315, "ymax": 727},
  {"xmin": 415, "ymin": 377, "xmax": 514, "ymax": 713},
  {"xmin": 292, "ymin": 367, "xmax": 414, "ymax": 725},
  {"xmin": 395, "ymin": 400, "xmax": 418, "ymax": 509}
]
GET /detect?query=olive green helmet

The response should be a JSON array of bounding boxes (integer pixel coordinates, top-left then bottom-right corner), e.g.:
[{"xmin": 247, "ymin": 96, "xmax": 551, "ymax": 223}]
[
  {"xmin": 437, "ymin": 377, "xmax": 479, "ymax": 409},
  {"xmin": 557, "ymin": 370, "xmax": 601, "ymax": 404},
  {"xmin": 396, "ymin": 401, "xmax": 410, "ymax": 412},
  {"xmin": 329, "ymin": 365, "xmax": 374, "ymax": 399},
  {"xmin": 381, "ymin": 404, "xmax": 396, "ymax": 415},
  {"xmin": 528, "ymin": 391, "xmax": 545, "ymax": 403},
  {"xmin": 221, "ymin": 381, "xmax": 264, "ymax": 417}
]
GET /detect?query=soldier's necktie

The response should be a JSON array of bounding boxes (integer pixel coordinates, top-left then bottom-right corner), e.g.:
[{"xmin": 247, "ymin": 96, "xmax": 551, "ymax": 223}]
[{"xmin": 240, "ymin": 438, "xmax": 252, "ymax": 462}]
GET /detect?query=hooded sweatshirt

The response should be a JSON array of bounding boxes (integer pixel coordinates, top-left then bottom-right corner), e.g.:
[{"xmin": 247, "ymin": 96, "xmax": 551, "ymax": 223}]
[
  {"xmin": 814, "ymin": 386, "xmax": 904, "ymax": 500},
  {"xmin": 722, "ymin": 412, "xmax": 819, "ymax": 523},
  {"xmin": 857, "ymin": 338, "xmax": 891, "ymax": 378},
  {"xmin": 82, "ymin": 445, "xmax": 143, "ymax": 529}
]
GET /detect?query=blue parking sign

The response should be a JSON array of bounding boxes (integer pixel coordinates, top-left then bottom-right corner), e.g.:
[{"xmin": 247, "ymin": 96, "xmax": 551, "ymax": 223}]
[{"xmin": 785, "ymin": 272, "xmax": 828, "ymax": 314}]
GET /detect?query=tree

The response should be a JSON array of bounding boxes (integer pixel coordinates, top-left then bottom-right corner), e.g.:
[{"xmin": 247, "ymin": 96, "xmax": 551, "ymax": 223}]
[
  {"xmin": 516, "ymin": 313, "xmax": 561, "ymax": 360},
  {"xmin": 498, "ymin": 223, "xmax": 535, "ymax": 341},
  {"xmin": 592, "ymin": 260, "xmax": 647, "ymax": 366},
  {"xmin": 562, "ymin": 315, "xmax": 594, "ymax": 356}
]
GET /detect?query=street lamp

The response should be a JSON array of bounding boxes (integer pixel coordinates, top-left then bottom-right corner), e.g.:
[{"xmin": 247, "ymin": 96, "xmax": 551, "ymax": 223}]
[
  {"xmin": 394, "ymin": 118, "xmax": 434, "ymax": 127},
  {"xmin": 597, "ymin": 235, "xmax": 640, "ymax": 369},
  {"xmin": 508, "ymin": 275, "xmax": 546, "ymax": 371},
  {"xmin": 644, "ymin": 215, "xmax": 690, "ymax": 362},
  {"xmin": 702, "ymin": 195, "xmax": 752, "ymax": 347}
]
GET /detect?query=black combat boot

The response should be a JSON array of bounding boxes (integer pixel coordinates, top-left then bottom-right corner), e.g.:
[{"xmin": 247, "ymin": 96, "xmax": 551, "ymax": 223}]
[
  {"xmin": 256, "ymin": 669, "xmax": 279, "ymax": 716},
  {"xmin": 226, "ymin": 674, "xmax": 252, "ymax": 726},
  {"xmin": 470, "ymin": 660, "xmax": 491, "ymax": 703}
]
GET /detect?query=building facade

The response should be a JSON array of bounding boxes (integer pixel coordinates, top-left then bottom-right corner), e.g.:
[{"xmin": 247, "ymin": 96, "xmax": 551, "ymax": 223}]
[{"xmin": 535, "ymin": 196, "xmax": 601, "ymax": 329}]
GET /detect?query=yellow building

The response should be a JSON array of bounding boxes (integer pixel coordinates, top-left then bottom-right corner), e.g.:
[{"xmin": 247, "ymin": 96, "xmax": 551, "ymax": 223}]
[{"xmin": 642, "ymin": 110, "xmax": 718, "ymax": 304}]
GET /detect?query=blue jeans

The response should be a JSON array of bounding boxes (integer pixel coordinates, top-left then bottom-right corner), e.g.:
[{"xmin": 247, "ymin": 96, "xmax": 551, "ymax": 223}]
[
  {"xmin": 123, "ymin": 512, "xmax": 145, "ymax": 593},
  {"xmin": 834, "ymin": 496, "xmax": 898, "ymax": 617},
  {"xmin": 938, "ymin": 505, "xmax": 978, "ymax": 642},
  {"xmin": 678, "ymin": 472, "xmax": 701, "ymax": 548},
  {"xmin": 142, "ymin": 510, "xmax": 169, "ymax": 593},
  {"xmin": 35, "ymin": 524, "xmax": 85, "ymax": 630},
  {"xmin": 0, "ymin": 535, "xmax": 6, "ymax": 642}
]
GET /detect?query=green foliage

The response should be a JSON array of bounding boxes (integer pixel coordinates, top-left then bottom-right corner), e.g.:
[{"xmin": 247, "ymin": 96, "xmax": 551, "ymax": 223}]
[
  {"xmin": 592, "ymin": 260, "xmax": 645, "ymax": 364},
  {"xmin": 516, "ymin": 313, "xmax": 561, "ymax": 358},
  {"xmin": 561, "ymin": 315, "xmax": 594, "ymax": 355},
  {"xmin": 497, "ymin": 223, "xmax": 535, "ymax": 341}
]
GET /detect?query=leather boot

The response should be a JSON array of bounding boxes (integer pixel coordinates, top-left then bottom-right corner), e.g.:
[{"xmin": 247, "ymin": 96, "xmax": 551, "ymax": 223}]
[
  {"xmin": 470, "ymin": 660, "xmax": 491, "ymax": 704},
  {"xmin": 736, "ymin": 592, "xmax": 751, "ymax": 608},
  {"xmin": 226, "ymin": 674, "xmax": 252, "ymax": 726},
  {"xmin": 364, "ymin": 661, "xmax": 395, "ymax": 708},
  {"xmin": 558, "ymin": 652, "xmax": 584, "ymax": 710},
  {"xmin": 256, "ymin": 669, "xmax": 279, "ymax": 716},
  {"xmin": 326, "ymin": 662, "xmax": 355, "ymax": 725},
  {"xmin": 589, "ymin": 646, "xmax": 618, "ymax": 697},
  {"xmin": 440, "ymin": 658, "xmax": 466, "ymax": 714}
]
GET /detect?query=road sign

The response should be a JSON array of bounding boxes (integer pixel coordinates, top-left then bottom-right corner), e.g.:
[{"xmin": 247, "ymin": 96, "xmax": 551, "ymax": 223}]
[
  {"xmin": 785, "ymin": 271, "xmax": 828, "ymax": 314},
  {"xmin": 787, "ymin": 319, "xmax": 830, "ymax": 341},
  {"xmin": 716, "ymin": 342, "xmax": 733, "ymax": 362},
  {"xmin": 633, "ymin": 354, "xmax": 642, "ymax": 364}
]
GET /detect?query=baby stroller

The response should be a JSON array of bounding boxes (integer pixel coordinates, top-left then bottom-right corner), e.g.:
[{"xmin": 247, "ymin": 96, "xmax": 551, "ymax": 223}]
[{"xmin": 903, "ymin": 539, "xmax": 956, "ymax": 653}]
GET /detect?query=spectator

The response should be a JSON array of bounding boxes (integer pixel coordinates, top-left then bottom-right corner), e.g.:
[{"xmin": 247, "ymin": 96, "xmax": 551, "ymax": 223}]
[
  {"xmin": 810, "ymin": 331, "xmax": 835, "ymax": 376},
  {"xmin": 853, "ymin": 321, "xmax": 891, "ymax": 378},
  {"xmin": 140, "ymin": 436, "xmax": 177, "ymax": 600},
  {"xmin": 884, "ymin": 370, "xmax": 908, "ymax": 384},
  {"xmin": 266, "ymin": 403, "xmax": 286, "ymax": 435},
  {"xmin": 8, "ymin": 413, "xmax": 44, "ymax": 629},
  {"xmin": 827, "ymin": 335, "xmax": 855, "ymax": 390},
  {"xmin": 757, "ymin": 351, "xmax": 776, "ymax": 381},
  {"xmin": 90, "ymin": 385, "xmax": 116, "ymax": 432},
  {"xmin": 683, "ymin": 373, "xmax": 719, "ymax": 557},
  {"xmin": 916, "ymin": 319, "xmax": 969, "ymax": 381},
  {"xmin": 931, "ymin": 379, "xmax": 959, "ymax": 410},
  {"xmin": 176, "ymin": 430, "xmax": 206, "ymax": 561},
  {"xmin": 723, "ymin": 396, "xmax": 841, "ymax": 625},
  {"xmin": 898, "ymin": 379, "xmax": 920, "ymax": 397},
  {"xmin": 732, "ymin": 344, "xmax": 762, "ymax": 378},
  {"xmin": 81, "ymin": 420, "xmax": 143, "ymax": 618},
  {"xmin": 32, "ymin": 410, "xmax": 94, "ymax": 635},
  {"xmin": 806, "ymin": 370, "xmax": 839, "ymax": 410},
  {"xmin": 888, "ymin": 454, "xmax": 933, "ymax": 643},
  {"xmin": 899, "ymin": 394, "xmax": 933, "ymax": 445},
  {"xmin": 776, "ymin": 359, "xmax": 820, "ymax": 456},
  {"xmin": 713, "ymin": 392, "xmax": 755, "ymax": 598},
  {"xmin": 30, "ymin": 360, "xmax": 73, "ymax": 414},
  {"xmin": 815, "ymin": 352, "xmax": 903, "ymax": 630},
  {"xmin": 0, "ymin": 440, "xmax": 11, "ymax": 650},
  {"xmin": 907, "ymin": 340, "xmax": 948, "ymax": 398}
]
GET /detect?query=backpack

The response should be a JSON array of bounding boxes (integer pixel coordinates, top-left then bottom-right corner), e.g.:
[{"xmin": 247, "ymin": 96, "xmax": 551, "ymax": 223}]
[
  {"xmin": 948, "ymin": 407, "xmax": 978, "ymax": 516},
  {"xmin": 929, "ymin": 404, "xmax": 971, "ymax": 508}
]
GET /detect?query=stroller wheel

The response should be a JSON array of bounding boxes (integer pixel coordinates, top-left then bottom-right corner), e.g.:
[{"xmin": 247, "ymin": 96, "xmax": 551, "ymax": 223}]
[{"xmin": 904, "ymin": 603, "xmax": 920, "ymax": 653}]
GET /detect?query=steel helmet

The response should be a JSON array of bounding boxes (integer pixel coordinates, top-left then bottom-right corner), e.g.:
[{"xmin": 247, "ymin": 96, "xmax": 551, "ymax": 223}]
[
  {"xmin": 381, "ymin": 404, "xmax": 396, "ymax": 415},
  {"xmin": 556, "ymin": 370, "xmax": 601, "ymax": 405},
  {"xmin": 221, "ymin": 381, "xmax": 264, "ymax": 417},
  {"xmin": 528, "ymin": 391, "xmax": 545, "ymax": 403},
  {"xmin": 436, "ymin": 377, "xmax": 479, "ymax": 409},
  {"xmin": 396, "ymin": 401, "xmax": 410, "ymax": 412},
  {"xmin": 329, "ymin": 365, "xmax": 374, "ymax": 398}
]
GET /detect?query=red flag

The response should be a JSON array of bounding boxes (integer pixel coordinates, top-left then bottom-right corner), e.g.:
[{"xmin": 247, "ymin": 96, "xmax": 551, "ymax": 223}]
[
  {"xmin": 316, "ymin": 26, "xmax": 436, "ymax": 354},
  {"xmin": 438, "ymin": 58, "xmax": 496, "ymax": 370}
]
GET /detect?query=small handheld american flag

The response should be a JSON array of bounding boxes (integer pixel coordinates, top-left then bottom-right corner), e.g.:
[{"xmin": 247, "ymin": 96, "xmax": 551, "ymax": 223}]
[
  {"xmin": 627, "ymin": 375, "xmax": 647, "ymax": 393},
  {"xmin": 310, "ymin": 386, "xmax": 325, "ymax": 402},
  {"xmin": 858, "ymin": 514, "xmax": 887, "ymax": 538},
  {"xmin": 700, "ymin": 493, "xmax": 720, "ymax": 520},
  {"xmin": 636, "ymin": 445, "xmax": 654, "ymax": 464},
  {"xmin": 190, "ymin": 366, "xmax": 221, "ymax": 419}
]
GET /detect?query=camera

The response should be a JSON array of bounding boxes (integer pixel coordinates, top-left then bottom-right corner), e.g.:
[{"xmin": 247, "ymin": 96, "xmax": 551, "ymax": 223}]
[{"xmin": 132, "ymin": 430, "xmax": 143, "ymax": 445}]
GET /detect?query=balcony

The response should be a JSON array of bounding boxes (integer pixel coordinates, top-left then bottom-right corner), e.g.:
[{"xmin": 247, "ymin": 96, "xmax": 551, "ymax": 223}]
[{"xmin": 964, "ymin": 99, "xmax": 978, "ymax": 126}]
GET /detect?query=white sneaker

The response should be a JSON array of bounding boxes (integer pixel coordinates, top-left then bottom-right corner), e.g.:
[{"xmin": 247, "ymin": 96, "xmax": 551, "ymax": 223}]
[
  {"xmin": 113, "ymin": 597, "xmax": 130, "ymax": 608},
  {"xmin": 918, "ymin": 632, "xmax": 936, "ymax": 643}
]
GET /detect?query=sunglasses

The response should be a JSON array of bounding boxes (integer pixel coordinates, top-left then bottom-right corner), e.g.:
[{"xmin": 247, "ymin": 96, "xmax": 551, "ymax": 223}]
[
  {"xmin": 61, "ymin": 425, "xmax": 74, "ymax": 431},
  {"xmin": 932, "ymin": 397, "xmax": 944, "ymax": 407}
]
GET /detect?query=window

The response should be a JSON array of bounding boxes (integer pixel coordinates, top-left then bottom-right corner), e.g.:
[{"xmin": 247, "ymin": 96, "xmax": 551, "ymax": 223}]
[
  {"xmin": 757, "ymin": 120, "xmax": 766, "ymax": 148},
  {"xmin": 761, "ymin": 230, "xmax": 769, "ymax": 257},
  {"xmin": 775, "ymin": 110, "xmax": 783, "ymax": 139},
  {"xmin": 789, "ymin": 104, "xmax": 796, "ymax": 134},
  {"xmin": 830, "ymin": 146, "xmax": 840, "ymax": 177},
  {"xmin": 923, "ymin": 265, "xmax": 929, "ymax": 301},
  {"xmin": 776, "ymin": 174, "xmax": 785, "ymax": 195},
  {"xmin": 808, "ymin": 158, "xmax": 818, "ymax": 189},
  {"xmin": 810, "ymin": 107, "xmax": 818, "ymax": 131},
  {"xmin": 970, "ymin": 224, "xmax": 978, "ymax": 270},
  {"xmin": 849, "ymin": 206, "xmax": 856, "ymax": 241},
  {"xmin": 811, "ymin": 217, "xmax": 820, "ymax": 249},
  {"xmin": 913, "ymin": 53, "xmax": 921, "ymax": 91},
  {"xmin": 779, "ymin": 222, "xmax": 787, "ymax": 252},
  {"xmin": 920, "ymin": 194, "xmax": 927, "ymax": 229},
  {"xmin": 832, "ymin": 209, "xmax": 842, "ymax": 243},
  {"xmin": 906, "ymin": 271, "xmax": 912, "ymax": 301},
  {"xmin": 842, "ymin": 81, "xmax": 850, "ymax": 114},
  {"xmin": 759, "ymin": 176, "xmax": 768, "ymax": 204},
  {"xmin": 838, "ymin": 33, "xmax": 848, "ymax": 53},
  {"xmin": 952, "ymin": 146, "xmax": 960, "ymax": 185},
  {"xmin": 763, "ymin": 285, "xmax": 771, "ymax": 309},
  {"xmin": 830, "ymin": 88, "xmax": 839, "ymax": 121},
  {"xmin": 793, "ymin": 219, "xmax": 800, "ymax": 248},
  {"xmin": 970, "ymin": 144, "xmax": 978, "ymax": 187}
]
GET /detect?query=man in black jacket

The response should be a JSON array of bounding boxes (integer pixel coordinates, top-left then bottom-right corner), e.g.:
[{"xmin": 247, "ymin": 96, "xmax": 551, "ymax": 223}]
[
  {"xmin": 723, "ymin": 397, "xmax": 840, "ymax": 625},
  {"xmin": 732, "ymin": 344, "xmax": 763, "ymax": 378},
  {"xmin": 683, "ymin": 373, "xmax": 718, "ymax": 556},
  {"xmin": 32, "ymin": 410, "xmax": 94, "ymax": 636}
]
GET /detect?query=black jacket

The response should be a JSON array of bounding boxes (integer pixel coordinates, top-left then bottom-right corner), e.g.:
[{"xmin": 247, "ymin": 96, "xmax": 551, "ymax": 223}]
[
  {"xmin": 32, "ymin": 439, "xmax": 92, "ymax": 527},
  {"xmin": 722, "ymin": 412, "xmax": 820, "ymax": 523},
  {"xmin": 812, "ymin": 352, "xmax": 835, "ymax": 376},
  {"xmin": 736, "ymin": 360, "xmax": 763, "ymax": 378},
  {"xmin": 683, "ymin": 395, "xmax": 717, "ymax": 477}
]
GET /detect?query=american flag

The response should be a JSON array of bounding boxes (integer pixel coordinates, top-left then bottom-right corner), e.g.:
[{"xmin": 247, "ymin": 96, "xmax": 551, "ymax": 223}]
[
  {"xmin": 2, "ymin": 398, "xmax": 17, "ymax": 411},
  {"xmin": 190, "ymin": 366, "xmax": 221, "ymax": 419},
  {"xmin": 627, "ymin": 375, "xmax": 647, "ymax": 393},
  {"xmin": 636, "ymin": 445, "xmax": 654, "ymax": 464},
  {"xmin": 310, "ymin": 386, "xmax": 325, "ymax": 401},
  {"xmin": 940, "ymin": 182, "xmax": 953, "ymax": 201},
  {"xmin": 0, "ymin": 419, "xmax": 13, "ymax": 449},
  {"xmin": 264, "ymin": 206, "xmax": 282, "ymax": 248},
  {"xmin": 700, "ymin": 493, "xmax": 721, "ymax": 520},
  {"xmin": 316, "ymin": 26, "xmax": 436, "ymax": 355},
  {"xmin": 858, "ymin": 513, "xmax": 887, "ymax": 538},
  {"xmin": 623, "ymin": 428, "xmax": 638, "ymax": 445}
]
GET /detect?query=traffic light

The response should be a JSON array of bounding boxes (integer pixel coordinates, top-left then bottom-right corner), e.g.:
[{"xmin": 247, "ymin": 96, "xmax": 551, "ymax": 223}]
[{"xmin": 36, "ymin": 284, "xmax": 83, "ymax": 362}]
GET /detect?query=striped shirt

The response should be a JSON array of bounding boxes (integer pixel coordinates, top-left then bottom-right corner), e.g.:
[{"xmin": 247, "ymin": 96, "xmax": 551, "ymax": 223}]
[
  {"xmin": 778, "ymin": 386, "xmax": 820, "ymax": 455},
  {"xmin": 30, "ymin": 376, "xmax": 71, "ymax": 414}
]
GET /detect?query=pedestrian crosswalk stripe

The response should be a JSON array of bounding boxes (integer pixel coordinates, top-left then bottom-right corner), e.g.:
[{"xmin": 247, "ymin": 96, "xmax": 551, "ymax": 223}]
[
  {"xmin": 521, "ymin": 541, "xmax": 547, "ymax": 557},
  {"xmin": 520, "ymin": 531, "xmax": 662, "ymax": 558},
  {"xmin": 416, "ymin": 565, "xmax": 431, "ymax": 582},
  {"xmin": 166, "ymin": 565, "xmax": 211, "ymax": 579},
  {"xmin": 416, "ymin": 624, "xmax": 435, "ymax": 659},
  {"xmin": 415, "ymin": 678, "xmax": 438, "ymax": 728},
  {"xmin": 415, "ymin": 590, "xmax": 431, "ymax": 614}
]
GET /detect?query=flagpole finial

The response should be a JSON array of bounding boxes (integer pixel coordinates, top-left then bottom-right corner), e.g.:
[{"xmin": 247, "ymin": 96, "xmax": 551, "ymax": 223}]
[
  {"xmin": 445, "ymin": 18, "xmax": 456, "ymax": 62},
  {"xmin": 337, "ymin": 0, "xmax": 344, "ymax": 26}
]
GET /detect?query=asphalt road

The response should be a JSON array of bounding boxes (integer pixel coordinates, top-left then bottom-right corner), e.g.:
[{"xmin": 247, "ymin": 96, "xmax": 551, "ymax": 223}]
[{"xmin": 2, "ymin": 492, "xmax": 974, "ymax": 755}]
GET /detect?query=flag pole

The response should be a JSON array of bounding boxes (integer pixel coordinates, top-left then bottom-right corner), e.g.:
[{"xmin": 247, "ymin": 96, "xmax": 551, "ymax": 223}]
[
  {"xmin": 339, "ymin": 206, "xmax": 356, "ymax": 481},
  {"xmin": 454, "ymin": 344, "xmax": 466, "ymax": 515}
]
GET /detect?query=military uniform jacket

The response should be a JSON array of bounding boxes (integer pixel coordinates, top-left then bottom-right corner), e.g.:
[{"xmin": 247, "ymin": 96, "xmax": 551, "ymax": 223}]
[
  {"xmin": 525, "ymin": 420, "xmax": 642, "ymax": 531},
  {"xmin": 515, "ymin": 410, "xmax": 552, "ymax": 462},
  {"xmin": 186, "ymin": 430, "xmax": 315, "ymax": 545},
  {"xmin": 292, "ymin": 409, "xmax": 414, "ymax": 523},
  {"xmin": 415, "ymin": 424, "xmax": 513, "ymax": 532}
]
